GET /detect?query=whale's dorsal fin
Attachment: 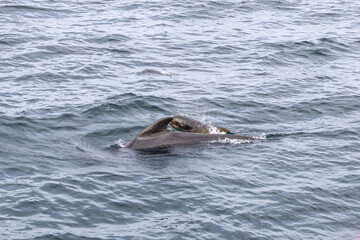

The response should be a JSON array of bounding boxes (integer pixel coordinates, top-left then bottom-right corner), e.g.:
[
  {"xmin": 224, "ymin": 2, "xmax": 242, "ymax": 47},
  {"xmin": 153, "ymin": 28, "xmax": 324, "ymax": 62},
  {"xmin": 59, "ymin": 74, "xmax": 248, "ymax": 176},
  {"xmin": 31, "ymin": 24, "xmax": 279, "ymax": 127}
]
[{"xmin": 137, "ymin": 117, "xmax": 173, "ymax": 137}]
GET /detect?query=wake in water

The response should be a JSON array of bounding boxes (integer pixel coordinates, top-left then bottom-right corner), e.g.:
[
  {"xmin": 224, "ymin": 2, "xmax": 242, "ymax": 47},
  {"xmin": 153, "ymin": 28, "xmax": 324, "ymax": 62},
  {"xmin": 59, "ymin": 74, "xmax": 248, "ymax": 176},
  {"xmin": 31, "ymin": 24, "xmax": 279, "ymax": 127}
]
[
  {"xmin": 206, "ymin": 138, "xmax": 252, "ymax": 145},
  {"xmin": 206, "ymin": 132, "xmax": 267, "ymax": 145}
]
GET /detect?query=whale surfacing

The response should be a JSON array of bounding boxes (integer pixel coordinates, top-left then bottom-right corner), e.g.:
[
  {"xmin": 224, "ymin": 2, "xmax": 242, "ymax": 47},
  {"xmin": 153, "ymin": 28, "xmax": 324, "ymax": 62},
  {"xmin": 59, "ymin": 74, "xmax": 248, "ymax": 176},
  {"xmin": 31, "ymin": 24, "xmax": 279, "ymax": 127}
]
[
  {"xmin": 127, "ymin": 117, "xmax": 255, "ymax": 150},
  {"xmin": 170, "ymin": 115, "xmax": 231, "ymax": 134}
]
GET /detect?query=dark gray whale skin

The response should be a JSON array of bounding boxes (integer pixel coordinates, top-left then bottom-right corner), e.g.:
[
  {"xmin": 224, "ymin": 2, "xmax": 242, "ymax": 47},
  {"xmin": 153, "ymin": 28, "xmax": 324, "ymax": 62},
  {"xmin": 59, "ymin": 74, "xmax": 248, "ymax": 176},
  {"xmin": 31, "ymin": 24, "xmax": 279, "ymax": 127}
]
[{"xmin": 127, "ymin": 117, "xmax": 255, "ymax": 150}]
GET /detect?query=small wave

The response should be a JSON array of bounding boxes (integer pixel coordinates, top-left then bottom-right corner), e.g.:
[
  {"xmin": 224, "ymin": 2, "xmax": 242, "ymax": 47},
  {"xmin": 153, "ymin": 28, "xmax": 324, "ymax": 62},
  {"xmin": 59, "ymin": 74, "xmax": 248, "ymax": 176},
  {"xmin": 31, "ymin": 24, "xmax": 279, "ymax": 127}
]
[
  {"xmin": 139, "ymin": 69, "xmax": 172, "ymax": 76},
  {"xmin": 1, "ymin": 5, "xmax": 53, "ymax": 12},
  {"xmin": 0, "ymin": 4, "xmax": 76, "ymax": 14},
  {"xmin": 86, "ymin": 34, "xmax": 131, "ymax": 43}
]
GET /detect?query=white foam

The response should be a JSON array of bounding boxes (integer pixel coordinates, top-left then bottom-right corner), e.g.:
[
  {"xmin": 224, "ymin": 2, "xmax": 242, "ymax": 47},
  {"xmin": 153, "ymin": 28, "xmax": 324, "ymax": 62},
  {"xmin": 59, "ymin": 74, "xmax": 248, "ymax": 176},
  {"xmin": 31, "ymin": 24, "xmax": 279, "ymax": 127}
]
[
  {"xmin": 115, "ymin": 139, "xmax": 127, "ymax": 148},
  {"xmin": 258, "ymin": 133, "xmax": 267, "ymax": 140},
  {"xmin": 160, "ymin": 71, "xmax": 172, "ymax": 76},
  {"xmin": 208, "ymin": 125, "xmax": 227, "ymax": 134},
  {"xmin": 207, "ymin": 138, "xmax": 251, "ymax": 145}
]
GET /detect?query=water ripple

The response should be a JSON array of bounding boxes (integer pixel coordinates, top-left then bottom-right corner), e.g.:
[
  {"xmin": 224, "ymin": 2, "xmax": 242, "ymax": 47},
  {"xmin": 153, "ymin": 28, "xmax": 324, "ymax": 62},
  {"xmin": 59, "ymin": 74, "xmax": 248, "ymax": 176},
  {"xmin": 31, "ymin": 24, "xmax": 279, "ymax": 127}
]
[{"xmin": 1, "ymin": 0, "xmax": 359, "ymax": 239}]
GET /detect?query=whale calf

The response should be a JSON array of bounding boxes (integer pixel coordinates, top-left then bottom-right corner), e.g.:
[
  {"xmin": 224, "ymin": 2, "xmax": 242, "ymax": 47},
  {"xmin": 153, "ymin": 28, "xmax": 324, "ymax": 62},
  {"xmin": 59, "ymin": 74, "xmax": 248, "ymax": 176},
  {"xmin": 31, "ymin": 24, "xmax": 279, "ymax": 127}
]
[
  {"xmin": 170, "ymin": 115, "xmax": 231, "ymax": 134},
  {"xmin": 127, "ymin": 117, "xmax": 255, "ymax": 150}
]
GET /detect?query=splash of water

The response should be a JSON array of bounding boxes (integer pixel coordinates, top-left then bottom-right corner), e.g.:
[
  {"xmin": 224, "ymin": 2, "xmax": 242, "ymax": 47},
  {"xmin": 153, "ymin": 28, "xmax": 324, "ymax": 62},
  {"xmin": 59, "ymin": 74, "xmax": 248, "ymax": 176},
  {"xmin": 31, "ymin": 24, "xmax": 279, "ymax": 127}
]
[
  {"xmin": 257, "ymin": 133, "xmax": 267, "ymax": 140},
  {"xmin": 208, "ymin": 125, "xmax": 227, "ymax": 134},
  {"xmin": 115, "ymin": 139, "xmax": 127, "ymax": 148}
]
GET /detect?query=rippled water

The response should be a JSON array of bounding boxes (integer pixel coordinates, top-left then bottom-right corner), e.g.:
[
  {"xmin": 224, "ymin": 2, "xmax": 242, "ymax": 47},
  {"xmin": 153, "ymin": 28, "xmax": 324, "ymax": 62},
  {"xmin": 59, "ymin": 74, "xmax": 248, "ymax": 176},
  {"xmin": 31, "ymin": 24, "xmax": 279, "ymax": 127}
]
[{"xmin": 1, "ymin": 1, "xmax": 360, "ymax": 239}]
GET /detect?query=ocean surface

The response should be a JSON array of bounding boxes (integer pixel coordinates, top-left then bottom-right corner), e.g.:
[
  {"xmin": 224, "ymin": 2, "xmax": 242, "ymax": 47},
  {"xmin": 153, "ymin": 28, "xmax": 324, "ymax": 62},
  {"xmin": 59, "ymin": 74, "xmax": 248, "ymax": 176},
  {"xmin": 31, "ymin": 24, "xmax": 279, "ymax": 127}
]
[{"xmin": 1, "ymin": 0, "xmax": 359, "ymax": 239}]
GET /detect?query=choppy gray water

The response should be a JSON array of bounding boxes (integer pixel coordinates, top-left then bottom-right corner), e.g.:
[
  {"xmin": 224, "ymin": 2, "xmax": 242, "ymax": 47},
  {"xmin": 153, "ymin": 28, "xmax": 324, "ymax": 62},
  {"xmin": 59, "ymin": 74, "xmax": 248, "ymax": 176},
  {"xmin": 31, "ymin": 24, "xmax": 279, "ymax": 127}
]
[{"xmin": 1, "ymin": 0, "xmax": 360, "ymax": 239}]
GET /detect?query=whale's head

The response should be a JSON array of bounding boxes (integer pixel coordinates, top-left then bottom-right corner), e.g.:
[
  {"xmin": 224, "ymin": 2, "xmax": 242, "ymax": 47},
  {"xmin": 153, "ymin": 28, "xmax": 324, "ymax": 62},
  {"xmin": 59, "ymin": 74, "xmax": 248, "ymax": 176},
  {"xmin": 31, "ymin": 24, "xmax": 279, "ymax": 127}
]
[
  {"xmin": 170, "ymin": 115, "xmax": 231, "ymax": 134},
  {"xmin": 169, "ymin": 116, "xmax": 194, "ymax": 132}
]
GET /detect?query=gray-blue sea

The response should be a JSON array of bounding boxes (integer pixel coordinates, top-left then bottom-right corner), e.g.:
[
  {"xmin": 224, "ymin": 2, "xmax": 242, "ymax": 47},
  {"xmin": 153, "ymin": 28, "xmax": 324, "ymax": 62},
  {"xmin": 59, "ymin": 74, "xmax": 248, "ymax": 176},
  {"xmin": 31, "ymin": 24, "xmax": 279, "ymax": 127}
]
[{"xmin": 1, "ymin": 1, "xmax": 359, "ymax": 239}]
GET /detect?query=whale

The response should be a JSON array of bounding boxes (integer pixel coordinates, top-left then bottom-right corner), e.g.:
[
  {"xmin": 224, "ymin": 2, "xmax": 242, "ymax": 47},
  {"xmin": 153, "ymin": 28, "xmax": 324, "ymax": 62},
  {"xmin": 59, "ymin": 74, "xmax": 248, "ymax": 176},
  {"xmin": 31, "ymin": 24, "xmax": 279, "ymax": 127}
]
[
  {"xmin": 170, "ymin": 115, "xmax": 231, "ymax": 134},
  {"xmin": 127, "ymin": 117, "xmax": 255, "ymax": 150}
]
